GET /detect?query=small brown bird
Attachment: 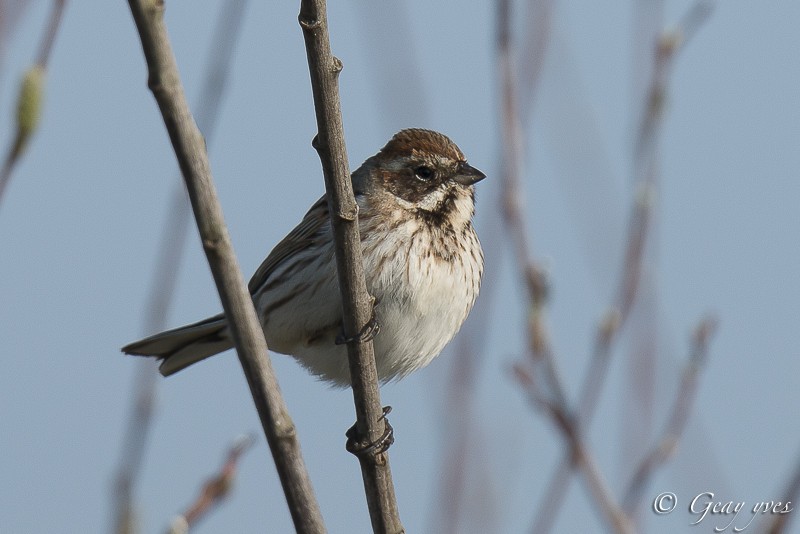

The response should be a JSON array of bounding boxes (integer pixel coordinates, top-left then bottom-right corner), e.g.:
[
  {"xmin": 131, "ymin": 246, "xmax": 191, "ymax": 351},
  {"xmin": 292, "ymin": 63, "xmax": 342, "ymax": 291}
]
[{"xmin": 123, "ymin": 129, "xmax": 485, "ymax": 387}]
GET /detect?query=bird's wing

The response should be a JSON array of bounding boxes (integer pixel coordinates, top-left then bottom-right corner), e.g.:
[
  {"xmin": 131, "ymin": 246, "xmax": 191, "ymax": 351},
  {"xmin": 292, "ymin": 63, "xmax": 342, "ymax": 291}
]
[{"xmin": 248, "ymin": 195, "xmax": 330, "ymax": 294}]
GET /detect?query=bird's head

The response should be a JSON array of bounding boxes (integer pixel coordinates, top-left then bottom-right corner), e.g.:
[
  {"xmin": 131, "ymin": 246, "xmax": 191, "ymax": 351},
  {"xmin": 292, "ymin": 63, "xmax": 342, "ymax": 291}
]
[{"xmin": 356, "ymin": 128, "xmax": 485, "ymax": 226}]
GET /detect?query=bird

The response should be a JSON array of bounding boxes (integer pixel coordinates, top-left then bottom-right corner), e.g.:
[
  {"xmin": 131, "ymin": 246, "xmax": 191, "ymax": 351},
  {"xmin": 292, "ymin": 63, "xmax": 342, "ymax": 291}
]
[{"xmin": 123, "ymin": 128, "xmax": 485, "ymax": 387}]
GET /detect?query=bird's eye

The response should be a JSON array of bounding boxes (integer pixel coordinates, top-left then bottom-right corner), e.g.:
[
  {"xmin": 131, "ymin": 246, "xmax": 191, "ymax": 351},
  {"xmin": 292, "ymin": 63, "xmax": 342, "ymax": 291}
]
[{"xmin": 414, "ymin": 166, "xmax": 435, "ymax": 181}]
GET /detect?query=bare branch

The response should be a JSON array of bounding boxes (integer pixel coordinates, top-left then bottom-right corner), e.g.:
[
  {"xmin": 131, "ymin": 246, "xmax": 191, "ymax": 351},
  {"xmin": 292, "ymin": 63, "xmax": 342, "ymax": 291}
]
[
  {"xmin": 531, "ymin": 3, "xmax": 715, "ymax": 531},
  {"xmin": 497, "ymin": 0, "xmax": 565, "ymax": 411},
  {"xmin": 112, "ymin": 360, "xmax": 159, "ymax": 534},
  {"xmin": 111, "ymin": 4, "xmax": 249, "ymax": 533},
  {"xmin": 35, "ymin": 0, "xmax": 66, "ymax": 68},
  {"xmin": 297, "ymin": 2, "xmax": 403, "ymax": 533},
  {"xmin": 125, "ymin": 2, "xmax": 325, "ymax": 532},
  {"xmin": 513, "ymin": 365, "xmax": 634, "ymax": 534},
  {"xmin": 530, "ymin": 311, "xmax": 618, "ymax": 534},
  {"xmin": 622, "ymin": 317, "xmax": 717, "ymax": 512},
  {"xmin": 497, "ymin": 1, "xmax": 632, "ymax": 532},
  {"xmin": 166, "ymin": 435, "xmax": 256, "ymax": 534},
  {"xmin": 610, "ymin": 0, "xmax": 715, "ymax": 431}
]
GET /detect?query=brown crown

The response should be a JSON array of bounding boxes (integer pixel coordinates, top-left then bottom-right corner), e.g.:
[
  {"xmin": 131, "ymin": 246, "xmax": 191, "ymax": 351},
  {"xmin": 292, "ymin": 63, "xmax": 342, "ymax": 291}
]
[{"xmin": 379, "ymin": 129, "xmax": 466, "ymax": 162}]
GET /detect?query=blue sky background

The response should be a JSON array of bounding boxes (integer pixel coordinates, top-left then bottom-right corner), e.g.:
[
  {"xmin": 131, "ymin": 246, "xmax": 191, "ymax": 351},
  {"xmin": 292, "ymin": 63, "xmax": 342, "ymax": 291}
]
[{"xmin": 1, "ymin": 1, "xmax": 799, "ymax": 533}]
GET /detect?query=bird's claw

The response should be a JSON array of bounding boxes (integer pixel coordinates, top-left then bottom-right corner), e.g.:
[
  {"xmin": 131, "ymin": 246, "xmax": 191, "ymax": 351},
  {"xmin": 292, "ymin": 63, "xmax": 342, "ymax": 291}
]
[
  {"xmin": 336, "ymin": 310, "xmax": 380, "ymax": 345},
  {"xmin": 346, "ymin": 406, "xmax": 394, "ymax": 457}
]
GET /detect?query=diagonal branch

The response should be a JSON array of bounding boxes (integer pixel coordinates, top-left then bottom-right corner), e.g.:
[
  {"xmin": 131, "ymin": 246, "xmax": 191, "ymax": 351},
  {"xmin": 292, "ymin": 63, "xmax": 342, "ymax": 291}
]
[
  {"xmin": 125, "ymin": 2, "xmax": 325, "ymax": 532},
  {"xmin": 0, "ymin": 0, "xmax": 67, "ymax": 210},
  {"xmin": 622, "ymin": 316, "xmax": 716, "ymax": 512},
  {"xmin": 297, "ymin": 1, "xmax": 403, "ymax": 533},
  {"xmin": 111, "ymin": 4, "xmax": 249, "ymax": 533},
  {"xmin": 166, "ymin": 434, "xmax": 257, "ymax": 534},
  {"xmin": 513, "ymin": 363, "xmax": 634, "ymax": 534}
]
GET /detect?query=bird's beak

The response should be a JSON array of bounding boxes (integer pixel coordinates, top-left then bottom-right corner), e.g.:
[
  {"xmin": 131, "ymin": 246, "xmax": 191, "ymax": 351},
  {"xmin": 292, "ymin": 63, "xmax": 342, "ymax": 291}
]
[{"xmin": 453, "ymin": 162, "xmax": 486, "ymax": 185}]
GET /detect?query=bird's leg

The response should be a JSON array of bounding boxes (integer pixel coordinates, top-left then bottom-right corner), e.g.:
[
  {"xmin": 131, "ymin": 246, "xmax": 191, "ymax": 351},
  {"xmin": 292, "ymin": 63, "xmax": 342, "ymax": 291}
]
[{"xmin": 345, "ymin": 406, "xmax": 394, "ymax": 457}]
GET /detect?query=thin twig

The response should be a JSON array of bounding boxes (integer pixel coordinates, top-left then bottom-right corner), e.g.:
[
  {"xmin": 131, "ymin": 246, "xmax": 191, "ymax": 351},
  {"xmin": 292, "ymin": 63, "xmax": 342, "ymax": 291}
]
[
  {"xmin": 0, "ymin": 0, "xmax": 66, "ymax": 209},
  {"xmin": 111, "ymin": 4, "xmax": 249, "ymax": 533},
  {"xmin": 166, "ymin": 434, "xmax": 256, "ymax": 534},
  {"xmin": 517, "ymin": 0, "xmax": 555, "ymax": 122},
  {"xmin": 497, "ymin": 1, "xmax": 632, "ymax": 532},
  {"xmin": 35, "ymin": 0, "xmax": 66, "ymax": 68},
  {"xmin": 297, "ymin": 2, "xmax": 403, "ymax": 533},
  {"xmin": 498, "ymin": 0, "xmax": 565, "ymax": 410},
  {"xmin": 617, "ymin": 0, "xmax": 714, "ymax": 427},
  {"xmin": 125, "ymin": 2, "xmax": 325, "ymax": 532},
  {"xmin": 112, "ymin": 359, "xmax": 159, "ymax": 534},
  {"xmin": 622, "ymin": 316, "xmax": 717, "ymax": 512},
  {"xmin": 513, "ymin": 366, "xmax": 634, "ymax": 534},
  {"xmin": 530, "ymin": 311, "xmax": 618, "ymax": 534},
  {"xmin": 428, "ymin": 1, "xmax": 552, "ymax": 521},
  {"xmin": 531, "ymin": 3, "xmax": 714, "ymax": 531},
  {"xmin": 514, "ymin": 328, "xmax": 634, "ymax": 534}
]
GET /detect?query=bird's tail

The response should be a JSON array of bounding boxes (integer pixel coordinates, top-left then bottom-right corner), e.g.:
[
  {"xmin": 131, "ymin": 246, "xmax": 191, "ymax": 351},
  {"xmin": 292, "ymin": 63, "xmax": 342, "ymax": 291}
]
[{"xmin": 122, "ymin": 313, "xmax": 233, "ymax": 376}]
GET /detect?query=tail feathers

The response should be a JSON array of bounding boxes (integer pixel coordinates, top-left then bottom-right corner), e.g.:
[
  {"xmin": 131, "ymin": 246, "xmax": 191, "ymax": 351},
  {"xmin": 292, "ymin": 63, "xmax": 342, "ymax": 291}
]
[{"xmin": 122, "ymin": 314, "xmax": 233, "ymax": 376}]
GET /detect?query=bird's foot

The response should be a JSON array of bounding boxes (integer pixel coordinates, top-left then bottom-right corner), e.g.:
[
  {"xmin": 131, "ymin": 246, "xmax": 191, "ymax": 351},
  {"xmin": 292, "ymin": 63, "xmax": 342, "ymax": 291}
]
[{"xmin": 346, "ymin": 406, "xmax": 394, "ymax": 457}]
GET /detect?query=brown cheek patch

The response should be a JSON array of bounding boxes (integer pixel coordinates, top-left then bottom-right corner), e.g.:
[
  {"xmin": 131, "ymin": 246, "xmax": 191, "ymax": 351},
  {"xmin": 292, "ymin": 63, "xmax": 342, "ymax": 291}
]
[{"xmin": 384, "ymin": 167, "xmax": 439, "ymax": 204}]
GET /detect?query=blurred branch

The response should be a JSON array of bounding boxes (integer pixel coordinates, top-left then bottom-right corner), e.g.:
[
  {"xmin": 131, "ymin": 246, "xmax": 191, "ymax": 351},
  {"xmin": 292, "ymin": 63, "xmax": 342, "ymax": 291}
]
[
  {"xmin": 429, "ymin": 3, "xmax": 555, "ymax": 530},
  {"xmin": 517, "ymin": 0, "xmax": 554, "ymax": 122},
  {"xmin": 592, "ymin": 0, "xmax": 716, "ymax": 423},
  {"xmin": 111, "ymin": 4, "xmax": 249, "ymax": 533},
  {"xmin": 125, "ymin": 2, "xmax": 325, "ymax": 532},
  {"xmin": 0, "ymin": 0, "xmax": 66, "ymax": 210},
  {"xmin": 166, "ymin": 434, "xmax": 256, "ymax": 534},
  {"xmin": 531, "ymin": 3, "xmax": 714, "ymax": 531},
  {"xmin": 634, "ymin": 0, "xmax": 714, "ymax": 178},
  {"xmin": 497, "ymin": 1, "xmax": 631, "ymax": 533},
  {"xmin": 497, "ymin": 0, "xmax": 565, "ymax": 409},
  {"xmin": 512, "ymin": 292, "xmax": 634, "ymax": 534},
  {"xmin": 622, "ymin": 316, "xmax": 717, "ymax": 512},
  {"xmin": 298, "ymin": 2, "xmax": 403, "ymax": 533},
  {"xmin": 513, "ymin": 363, "xmax": 633, "ymax": 534},
  {"xmin": 112, "ymin": 360, "xmax": 159, "ymax": 534},
  {"xmin": 35, "ymin": 0, "xmax": 66, "ymax": 67}
]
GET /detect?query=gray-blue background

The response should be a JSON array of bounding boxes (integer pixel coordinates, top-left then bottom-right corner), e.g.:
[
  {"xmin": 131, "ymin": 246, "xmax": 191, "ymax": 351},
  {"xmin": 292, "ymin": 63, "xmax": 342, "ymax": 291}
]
[{"xmin": 1, "ymin": 1, "xmax": 798, "ymax": 533}]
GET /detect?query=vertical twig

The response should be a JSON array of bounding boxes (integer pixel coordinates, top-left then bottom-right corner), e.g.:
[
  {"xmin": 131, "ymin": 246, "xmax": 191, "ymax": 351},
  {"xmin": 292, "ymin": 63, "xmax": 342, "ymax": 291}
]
[
  {"xmin": 498, "ymin": 0, "xmax": 565, "ymax": 410},
  {"xmin": 297, "ymin": 2, "xmax": 403, "ymax": 533},
  {"xmin": 111, "ymin": 4, "xmax": 249, "ymax": 533},
  {"xmin": 429, "ymin": 0, "xmax": 554, "ymax": 528},
  {"xmin": 125, "ymin": 2, "xmax": 325, "ymax": 533},
  {"xmin": 113, "ymin": 359, "xmax": 159, "ymax": 534}
]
